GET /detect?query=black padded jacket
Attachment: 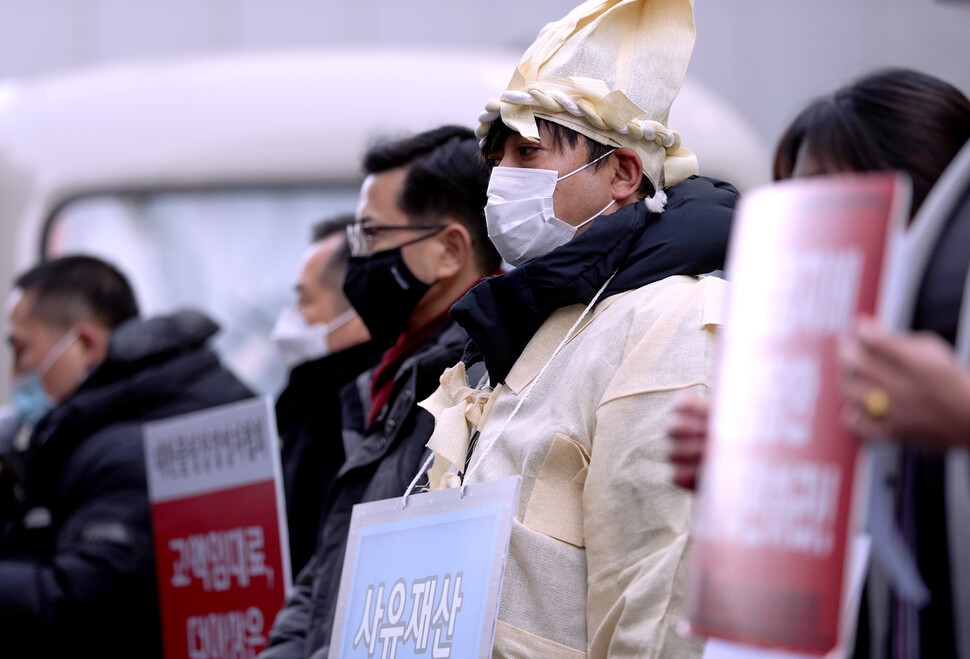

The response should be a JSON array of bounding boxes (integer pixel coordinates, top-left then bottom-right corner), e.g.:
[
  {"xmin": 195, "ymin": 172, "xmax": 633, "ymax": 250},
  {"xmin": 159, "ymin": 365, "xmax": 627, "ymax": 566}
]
[{"xmin": 0, "ymin": 311, "xmax": 253, "ymax": 658}]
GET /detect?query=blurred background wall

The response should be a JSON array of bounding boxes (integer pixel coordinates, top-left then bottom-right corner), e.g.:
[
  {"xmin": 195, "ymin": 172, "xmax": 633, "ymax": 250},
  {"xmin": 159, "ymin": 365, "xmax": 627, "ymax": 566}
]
[
  {"xmin": 1, "ymin": 0, "xmax": 968, "ymax": 149},
  {"xmin": 0, "ymin": 0, "xmax": 968, "ymax": 401}
]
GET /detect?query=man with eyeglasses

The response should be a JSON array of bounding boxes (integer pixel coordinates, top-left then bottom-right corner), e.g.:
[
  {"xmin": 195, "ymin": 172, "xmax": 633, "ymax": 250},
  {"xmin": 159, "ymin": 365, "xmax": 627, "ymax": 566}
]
[{"xmin": 261, "ymin": 125, "xmax": 501, "ymax": 659}]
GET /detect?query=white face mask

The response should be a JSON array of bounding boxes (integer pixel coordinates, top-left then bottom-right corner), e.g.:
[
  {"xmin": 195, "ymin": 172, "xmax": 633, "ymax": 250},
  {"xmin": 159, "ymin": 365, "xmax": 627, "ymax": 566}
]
[
  {"xmin": 484, "ymin": 149, "xmax": 616, "ymax": 266},
  {"xmin": 271, "ymin": 307, "xmax": 357, "ymax": 368}
]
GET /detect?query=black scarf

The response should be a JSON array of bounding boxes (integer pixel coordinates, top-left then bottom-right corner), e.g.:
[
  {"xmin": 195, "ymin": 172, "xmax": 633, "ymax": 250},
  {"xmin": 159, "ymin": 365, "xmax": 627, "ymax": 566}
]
[{"xmin": 451, "ymin": 175, "xmax": 739, "ymax": 384}]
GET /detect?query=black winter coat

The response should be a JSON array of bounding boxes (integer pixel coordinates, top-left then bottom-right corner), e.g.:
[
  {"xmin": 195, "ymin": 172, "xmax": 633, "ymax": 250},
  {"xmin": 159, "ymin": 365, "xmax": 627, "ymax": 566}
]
[
  {"xmin": 262, "ymin": 320, "xmax": 477, "ymax": 659},
  {"xmin": 0, "ymin": 311, "xmax": 253, "ymax": 658},
  {"xmin": 275, "ymin": 341, "xmax": 384, "ymax": 576}
]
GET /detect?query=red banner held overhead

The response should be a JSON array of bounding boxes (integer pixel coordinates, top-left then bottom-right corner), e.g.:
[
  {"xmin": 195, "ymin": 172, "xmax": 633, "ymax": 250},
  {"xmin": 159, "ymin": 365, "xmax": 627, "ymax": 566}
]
[
  {"xmin": 144, "ymin": 397, "xmax": 292, "ymax": 659},
  {"xmin": 688, "ymin": 173, "xmax": 909, "ymax": 654}
]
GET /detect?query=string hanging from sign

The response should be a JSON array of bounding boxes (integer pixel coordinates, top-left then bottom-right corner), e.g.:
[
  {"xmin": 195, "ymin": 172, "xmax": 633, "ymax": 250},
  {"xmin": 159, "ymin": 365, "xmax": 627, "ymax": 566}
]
[{"xmin": 400, "ymin": 271, "xmax": 617, "ymax": 508}]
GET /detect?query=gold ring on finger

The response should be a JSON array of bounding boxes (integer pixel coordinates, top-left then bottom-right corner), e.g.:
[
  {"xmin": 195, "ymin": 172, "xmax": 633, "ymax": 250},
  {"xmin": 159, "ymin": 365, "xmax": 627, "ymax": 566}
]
[{"xmin": 863, "ymin": 387, "xmax": 891, "ymax": 419}]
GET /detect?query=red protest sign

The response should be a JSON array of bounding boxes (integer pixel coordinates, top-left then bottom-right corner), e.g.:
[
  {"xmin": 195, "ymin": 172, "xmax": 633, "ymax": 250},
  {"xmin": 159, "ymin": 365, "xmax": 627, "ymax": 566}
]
[
  {"xmin": 688, "ymin": 173, "xmax": 908, "ymax": 654},
  {"xmin": 144, "ymin": 397, "xmax": 292, "ymax": 659}
]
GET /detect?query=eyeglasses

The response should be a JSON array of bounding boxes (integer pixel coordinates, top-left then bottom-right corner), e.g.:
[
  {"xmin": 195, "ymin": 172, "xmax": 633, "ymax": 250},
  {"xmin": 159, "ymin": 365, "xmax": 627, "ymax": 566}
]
[{"xmin": 346, "ymin": 221, "xmax": 447, "ymax": 257}]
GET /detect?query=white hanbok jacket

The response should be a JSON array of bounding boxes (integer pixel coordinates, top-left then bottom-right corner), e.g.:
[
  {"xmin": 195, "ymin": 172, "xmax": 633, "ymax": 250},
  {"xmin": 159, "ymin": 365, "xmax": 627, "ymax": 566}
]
[{"xmin": 421, "ymin": 274, "xmax": 727, "ymax": 658}]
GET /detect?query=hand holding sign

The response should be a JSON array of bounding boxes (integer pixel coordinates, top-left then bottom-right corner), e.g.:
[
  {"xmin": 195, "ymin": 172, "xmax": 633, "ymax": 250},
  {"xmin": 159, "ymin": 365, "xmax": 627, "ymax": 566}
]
[
  {"xmin": 839, "ymin": 317, "xmax": 970, "ymax": 448},
  {"xmin": 667, "ymin": 394, "xmax": 710, "ymax": 491},
  {"xmin": 688, "ymin": 173, "xmax": 907, "ymax": 654}
]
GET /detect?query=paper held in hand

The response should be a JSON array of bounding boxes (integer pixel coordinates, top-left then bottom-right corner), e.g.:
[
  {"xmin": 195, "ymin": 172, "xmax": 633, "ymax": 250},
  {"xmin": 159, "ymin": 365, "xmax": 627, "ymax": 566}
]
[{"xmin": 687, "ymin": 173, "xmax": 909, "ymax": 655}]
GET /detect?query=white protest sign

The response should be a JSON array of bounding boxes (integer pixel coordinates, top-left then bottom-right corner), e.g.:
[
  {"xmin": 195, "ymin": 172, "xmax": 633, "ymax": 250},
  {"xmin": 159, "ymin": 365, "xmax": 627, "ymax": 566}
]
[
  {"xmin": 144, "ymin": 396, "xmax": 292, "ymax": 659},
  {"xmin": 330, "ymin": 476, "xmax": 520, "ymax": 659}
]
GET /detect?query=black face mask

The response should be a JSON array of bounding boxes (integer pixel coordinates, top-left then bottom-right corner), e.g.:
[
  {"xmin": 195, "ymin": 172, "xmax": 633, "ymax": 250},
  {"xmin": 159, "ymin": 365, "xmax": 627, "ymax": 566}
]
[{"xmin": 343, "ymin": 247, "xmax": 433, "ymax": 345}]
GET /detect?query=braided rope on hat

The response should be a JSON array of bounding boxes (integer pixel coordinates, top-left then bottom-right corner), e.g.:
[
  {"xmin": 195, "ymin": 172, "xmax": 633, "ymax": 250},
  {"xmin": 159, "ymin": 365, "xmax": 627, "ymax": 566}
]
[{"xmin": 476, "ymin": 87, "xmax": 682, "ymax": 153}]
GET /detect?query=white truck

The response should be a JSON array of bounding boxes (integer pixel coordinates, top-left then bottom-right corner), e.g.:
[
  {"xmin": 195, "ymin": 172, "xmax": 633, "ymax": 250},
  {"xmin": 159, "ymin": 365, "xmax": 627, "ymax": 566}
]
[{"xmin": 0, "ymin": 49, "xmax": 769, "ymax": 401}]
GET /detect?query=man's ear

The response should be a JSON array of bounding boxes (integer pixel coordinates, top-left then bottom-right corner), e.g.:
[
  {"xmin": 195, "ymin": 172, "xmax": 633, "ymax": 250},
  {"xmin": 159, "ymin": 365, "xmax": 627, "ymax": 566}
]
[
  {"xmin": 76, "ymin": 320, "xmax": 111, "ymax": 371},
  {"xmin": 610, "ymin": 147, "xmax": 644, "ymax": 203},
  {"xmin": 433, "ymin": 222, "xmax": 472, "ymax": 280}
]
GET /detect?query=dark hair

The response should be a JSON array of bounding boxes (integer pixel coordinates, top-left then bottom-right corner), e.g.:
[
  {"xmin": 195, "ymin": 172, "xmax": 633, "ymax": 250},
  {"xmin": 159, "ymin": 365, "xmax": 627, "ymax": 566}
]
[
  {"xmin": 774, "ymin": 69, "xmax": 970, "ymax": 215},
  {"xmin": 363, "ymin": 125, "xmax": 501, "ymax": 273},
  {"xmin": 479, "ymin": 117, "xmax": 656, "ymax": 200},
  {"xmin": 15, "ymin": 255, "xmax": 139, "ymax": 330},
  {"xmin": 310, "ymin": 213, "xmax": 355, "ymax": 310},
  {"xmin": 311, "ymin": 213, "xmax": 355, "ymax": 243}
]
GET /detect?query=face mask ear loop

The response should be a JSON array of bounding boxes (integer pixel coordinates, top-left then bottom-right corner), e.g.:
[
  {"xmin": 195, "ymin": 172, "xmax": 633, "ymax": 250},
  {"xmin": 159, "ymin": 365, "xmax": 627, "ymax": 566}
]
[
  {"xmin": 574, "ymin": 199, "xmax": 616, "ymax": 232},
  {"xmin": 326, "ymin": 308, "xmax": 358, "ymax": 333},
  {"xmin": 37, "ymin": 328, "xmax": 81, "ymax": 378},
  {"xmin": 556, "ymin": 148, "xmax": 617, "ymax": 182}
]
